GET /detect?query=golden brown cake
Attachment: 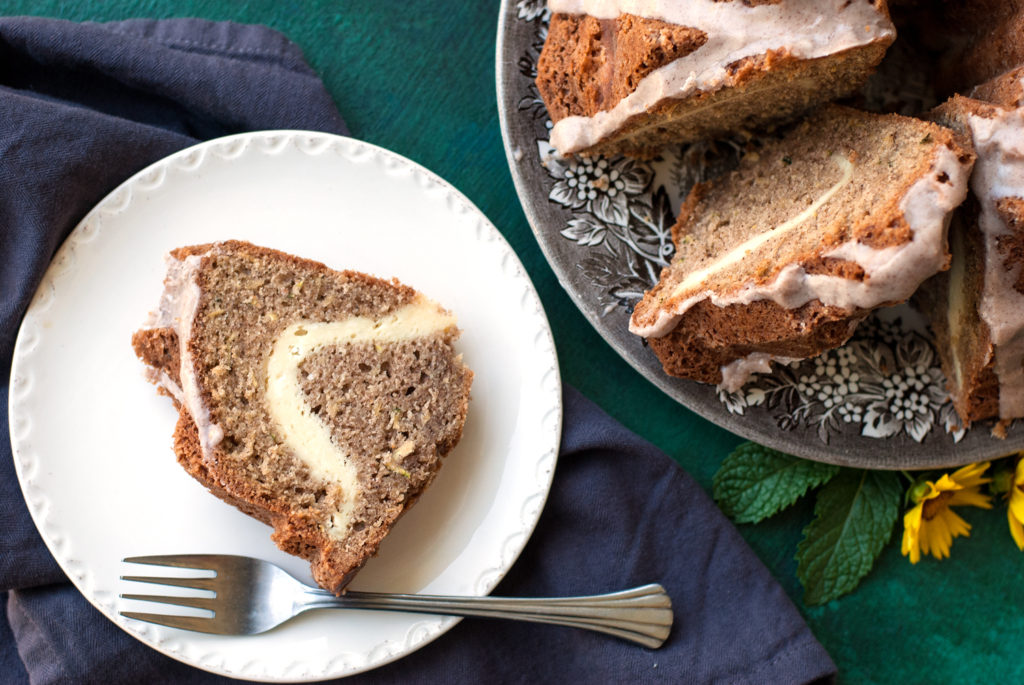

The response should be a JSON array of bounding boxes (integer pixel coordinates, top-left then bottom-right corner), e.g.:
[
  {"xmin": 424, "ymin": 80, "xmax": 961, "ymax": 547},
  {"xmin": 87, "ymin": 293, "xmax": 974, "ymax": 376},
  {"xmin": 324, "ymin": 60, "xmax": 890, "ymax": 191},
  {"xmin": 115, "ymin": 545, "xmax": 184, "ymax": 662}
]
[
  {"xmin": 535, "ymin": 0, "xmax": 896, "ymax": 158},
  {"xmin": 132, "ymin": 241, "xmax": 473, "ymax": 593},
  {"xmin": 629, "ymin": 105, "xmax": 974, "ymax": 390},
  {"xmin": 919, "ymin": 84, "xmax": 1024, "ymax": 432}
]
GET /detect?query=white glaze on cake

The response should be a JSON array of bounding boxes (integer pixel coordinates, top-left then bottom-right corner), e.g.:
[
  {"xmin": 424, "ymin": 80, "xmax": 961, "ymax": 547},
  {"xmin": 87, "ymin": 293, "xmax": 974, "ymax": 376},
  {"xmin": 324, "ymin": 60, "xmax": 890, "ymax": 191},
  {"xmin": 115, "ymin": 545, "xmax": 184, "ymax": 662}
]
[
  {"xmin": 151, "ymin": 253, "xmax": 225, "ymax": 460},
  {"xmin": 265, "ymin": 299, "xmax": 457, "ymax": 536},
  {"xmin": 546, "ymin": 0, "xmax": 895, "ymax": 155},
  {"xmin": 945, "ymin": 216, "xmax": 971, "ymax": 389},
  {"xmin": 967, "ymin": 109, "xmax": 1024, "ymax": 418},
  {"xmin": 719, "ymin": 352, "xmax": 801, "ymax": 393}
]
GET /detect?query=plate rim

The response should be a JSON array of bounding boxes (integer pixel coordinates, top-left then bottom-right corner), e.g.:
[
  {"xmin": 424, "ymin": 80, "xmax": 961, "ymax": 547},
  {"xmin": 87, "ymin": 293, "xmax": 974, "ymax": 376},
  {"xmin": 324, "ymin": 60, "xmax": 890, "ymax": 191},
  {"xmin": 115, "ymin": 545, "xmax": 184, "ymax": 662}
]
[{"xmin": 8, "ymin": 128, "xmax": 563, "ymax": 681}]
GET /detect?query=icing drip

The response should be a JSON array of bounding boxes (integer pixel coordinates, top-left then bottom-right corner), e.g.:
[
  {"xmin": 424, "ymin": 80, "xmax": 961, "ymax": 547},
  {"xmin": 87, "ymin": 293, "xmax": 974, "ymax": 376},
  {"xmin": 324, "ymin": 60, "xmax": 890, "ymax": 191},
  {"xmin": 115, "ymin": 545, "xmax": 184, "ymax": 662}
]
[
  {"xmin": 719, "ymin": 352, "xmax": 801, "ymax": 393},
  {"xmin": 967, "ymin": 110, "xmax": 1024, "ymax": 418},
  {"xmin": 546, "ymin": 0, "xmax": 895, "ymax": 154},
  {"xmin": 945, "ymin": 217, "xmax": 970, "ymax": 390},
  {"xmin": 152, "ymin": 253, "xmax": 225, "ymax": 459}
]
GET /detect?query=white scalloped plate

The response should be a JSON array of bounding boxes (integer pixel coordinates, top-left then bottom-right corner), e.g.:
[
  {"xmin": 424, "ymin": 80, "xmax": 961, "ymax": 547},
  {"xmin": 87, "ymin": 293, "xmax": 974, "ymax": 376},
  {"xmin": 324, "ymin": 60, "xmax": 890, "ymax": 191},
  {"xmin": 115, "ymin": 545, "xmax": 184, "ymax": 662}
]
[{"xmin": 8, "ymin": 131, "xmax": 561, "ymax": 681}]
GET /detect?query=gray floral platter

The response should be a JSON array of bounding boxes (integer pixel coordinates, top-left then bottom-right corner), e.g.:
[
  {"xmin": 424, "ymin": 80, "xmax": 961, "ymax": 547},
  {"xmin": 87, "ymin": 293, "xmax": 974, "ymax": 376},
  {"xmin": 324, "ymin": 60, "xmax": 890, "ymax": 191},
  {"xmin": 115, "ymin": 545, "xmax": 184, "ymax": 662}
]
[{"xmin": 495, "ymin": 0, "xmax": 1024, "ymax": 469}]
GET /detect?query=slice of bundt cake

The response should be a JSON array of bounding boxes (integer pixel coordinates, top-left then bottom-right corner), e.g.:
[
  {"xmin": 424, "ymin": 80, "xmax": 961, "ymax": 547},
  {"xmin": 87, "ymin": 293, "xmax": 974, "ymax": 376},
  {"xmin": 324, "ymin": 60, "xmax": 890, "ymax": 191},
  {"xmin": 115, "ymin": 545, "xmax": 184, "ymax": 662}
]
[
  {"xmin": 918, "ymin": 89, "xmax": 1024, "ymax": 432},
  {"xmin": 132, "ymin": 241, "xmax": 473, "ymax": 593},
  {"xmin": 536, "ymin": 0, "xmax": 896, "ymax": 158},
  {"xmin": 630, "ymin": 105, "xmax": 974, "ymax": 390}
]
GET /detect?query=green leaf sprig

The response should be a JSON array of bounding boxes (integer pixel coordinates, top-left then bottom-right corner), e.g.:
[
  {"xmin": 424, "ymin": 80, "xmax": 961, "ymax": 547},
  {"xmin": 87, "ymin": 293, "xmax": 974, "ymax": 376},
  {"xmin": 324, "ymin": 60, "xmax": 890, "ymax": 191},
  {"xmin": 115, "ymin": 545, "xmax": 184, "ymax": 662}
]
[
  {"xmin": 713, "ymin": 442, "xmax": 838, "ymax": 523},
  {"xmin": 713, "ymin": 442, "xmax": 901, "ymax": 605},
  {"xmin": 795, "ymin": 469, "xmax": 901, "ymax": 605}
]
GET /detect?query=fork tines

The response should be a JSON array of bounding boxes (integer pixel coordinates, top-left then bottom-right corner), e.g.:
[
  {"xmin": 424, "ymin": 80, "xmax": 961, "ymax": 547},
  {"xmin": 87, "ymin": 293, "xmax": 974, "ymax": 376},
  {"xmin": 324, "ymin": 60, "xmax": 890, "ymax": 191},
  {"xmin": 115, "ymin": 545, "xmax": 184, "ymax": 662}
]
[{"xmin": 119, "ymin": 555, "xmax": 221, "ymax": 633}]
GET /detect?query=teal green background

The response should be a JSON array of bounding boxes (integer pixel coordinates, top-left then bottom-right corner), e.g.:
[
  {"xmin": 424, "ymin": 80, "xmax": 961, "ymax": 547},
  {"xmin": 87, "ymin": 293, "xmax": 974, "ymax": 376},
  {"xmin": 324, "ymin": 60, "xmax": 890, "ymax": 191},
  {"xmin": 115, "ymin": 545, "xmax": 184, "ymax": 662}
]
[{"xmin": 4, "ymin": 1, "xmax": 1022, "ymax": 682}]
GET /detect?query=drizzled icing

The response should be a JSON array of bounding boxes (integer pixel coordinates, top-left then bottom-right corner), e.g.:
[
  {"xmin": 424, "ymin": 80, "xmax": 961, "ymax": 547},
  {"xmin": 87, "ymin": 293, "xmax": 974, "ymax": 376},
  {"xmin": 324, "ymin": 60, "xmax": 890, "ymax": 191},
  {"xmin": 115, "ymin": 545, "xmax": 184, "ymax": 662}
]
[
  {"xmin": 945, "ymin": 216, "xmax": 970, "ymax": 390},
  {"xmin": 629, "ymin": 144, "xmax": 971, "ymax": 389},
  {"xmin": 719, "ymin": 352, "xmax": 802, "ymax": 393},
  {"xmin": 966, "ymin": 110, "xmax": 1024, "ymax": 418},
  {"xmin": 151, "ymin": 252, "xmax": 224, "ymax": 460},
  {"xmin": 546, "ymin": 0, "xmax": 895, "ymax": 155}
]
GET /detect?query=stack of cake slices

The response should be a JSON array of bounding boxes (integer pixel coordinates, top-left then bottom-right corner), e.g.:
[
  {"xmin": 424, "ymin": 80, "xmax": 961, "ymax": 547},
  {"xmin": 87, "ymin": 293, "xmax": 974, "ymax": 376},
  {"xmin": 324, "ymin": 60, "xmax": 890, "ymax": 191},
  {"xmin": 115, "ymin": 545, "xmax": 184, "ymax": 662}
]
[
  {"xmin": 534, "ymin": 0, "xmax": 1024, "ymax": 432},
  {"xmin": 917, "ymin": 67, "xmax": 1024, "ymax": 433}
]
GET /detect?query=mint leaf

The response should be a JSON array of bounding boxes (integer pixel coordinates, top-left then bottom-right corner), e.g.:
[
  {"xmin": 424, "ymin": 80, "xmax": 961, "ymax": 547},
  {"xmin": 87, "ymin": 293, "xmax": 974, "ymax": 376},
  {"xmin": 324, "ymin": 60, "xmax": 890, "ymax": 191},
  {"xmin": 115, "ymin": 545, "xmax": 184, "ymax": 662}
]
[
  {"xmin": 713, "ymin": 442, "xmax": 839, "ymax": 524},
  {"xmin": 796, "ymin": 469, "xmax": 901, "ymax": 605}
]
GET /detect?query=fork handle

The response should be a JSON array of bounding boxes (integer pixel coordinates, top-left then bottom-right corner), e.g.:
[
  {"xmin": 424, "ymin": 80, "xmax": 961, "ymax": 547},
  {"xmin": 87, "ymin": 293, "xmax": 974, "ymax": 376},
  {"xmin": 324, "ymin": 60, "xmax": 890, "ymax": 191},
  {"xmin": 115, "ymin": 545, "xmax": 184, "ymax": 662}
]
[{"xmin": 300, "ymin": 584, "xmax": 673, "ymax": 648}]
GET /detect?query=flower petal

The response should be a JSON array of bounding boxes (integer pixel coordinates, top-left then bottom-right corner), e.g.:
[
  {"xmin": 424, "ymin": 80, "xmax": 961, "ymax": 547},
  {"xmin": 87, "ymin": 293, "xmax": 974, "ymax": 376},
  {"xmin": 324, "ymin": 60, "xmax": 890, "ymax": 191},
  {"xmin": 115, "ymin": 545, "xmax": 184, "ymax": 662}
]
[
  {"xmin": 939, "ymin": 508, "xmax": 972, "ymax": 539},
  {"xmin": 902, "ymin": 532, "xmax": 920, "ymax": 564},
  {"xmin": 1010, "ymin": 490, "xmax": 1024, "ymax": 524},
  {"xmin": 1009, "ymin": 506, "xmax": 1024, "ymax": 551},
  {"xmin": 1014, "ymin": 458, "xmax": 1024, "ymax": 486},
  {"xmin": 948, "ymin": 486, "xmax": 993, "ymax": 510},
  {"xmin": 931, "ymin": 474, "xmax": 963, "ymax": 494},
  {"xmin": 902, "ymin": 505, "xmax": 923, "ymax": 564},
  {"xmin": 931, "ymin": 515, "xmax": 954, "ymax": 559},
  {"xmin": 952, "ymin": 461, "xmax": 991, "ymax": 488}
]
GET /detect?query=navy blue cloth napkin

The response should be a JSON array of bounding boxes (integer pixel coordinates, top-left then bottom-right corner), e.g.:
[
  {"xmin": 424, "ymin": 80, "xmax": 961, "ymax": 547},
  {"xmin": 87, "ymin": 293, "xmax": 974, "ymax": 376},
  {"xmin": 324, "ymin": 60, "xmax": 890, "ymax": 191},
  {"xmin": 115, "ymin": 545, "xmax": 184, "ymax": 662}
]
[{"xmin": 0, "ymin": 16, "xmax": 836, "ymax": 684}]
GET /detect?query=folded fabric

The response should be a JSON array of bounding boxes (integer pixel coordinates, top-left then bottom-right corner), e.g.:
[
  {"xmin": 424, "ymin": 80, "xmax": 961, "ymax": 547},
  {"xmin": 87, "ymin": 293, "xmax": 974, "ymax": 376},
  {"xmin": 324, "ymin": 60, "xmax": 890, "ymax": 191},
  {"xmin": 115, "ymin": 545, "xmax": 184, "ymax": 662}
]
[{"xmin": 0, "ymin": 16, "xmax": 836, "ymax": 684}]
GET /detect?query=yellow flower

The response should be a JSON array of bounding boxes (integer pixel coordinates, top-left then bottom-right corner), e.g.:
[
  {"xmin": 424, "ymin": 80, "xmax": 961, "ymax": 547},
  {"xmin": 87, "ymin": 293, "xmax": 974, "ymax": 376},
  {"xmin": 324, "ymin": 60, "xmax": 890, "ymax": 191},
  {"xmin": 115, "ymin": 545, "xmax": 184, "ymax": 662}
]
[
  {"xmin": 901, "ymin": 461, "xmax": 993, "ymax": 564},
  {"xmin": 1008, "ymin": 458, "xmax": 1024, "ymax": 550}
]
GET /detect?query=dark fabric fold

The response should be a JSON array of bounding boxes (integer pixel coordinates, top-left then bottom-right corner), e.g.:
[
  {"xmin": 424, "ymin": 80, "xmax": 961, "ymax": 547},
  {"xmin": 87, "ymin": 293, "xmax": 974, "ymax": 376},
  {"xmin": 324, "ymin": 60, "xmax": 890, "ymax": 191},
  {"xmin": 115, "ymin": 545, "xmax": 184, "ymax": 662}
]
[{"xmin": 0, "ymin": 16, "xmax": 835, "ymax": 684}]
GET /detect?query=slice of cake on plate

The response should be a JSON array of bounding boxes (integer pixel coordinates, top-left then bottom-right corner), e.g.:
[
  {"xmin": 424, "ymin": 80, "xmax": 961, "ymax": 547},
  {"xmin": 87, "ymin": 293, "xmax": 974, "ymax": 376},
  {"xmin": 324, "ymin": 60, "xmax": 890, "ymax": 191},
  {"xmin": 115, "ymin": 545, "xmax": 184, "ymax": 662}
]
[
  {"xmin": 918, "ymin": 81, "xmax": 1024, "ymax": 433},
  {"xmin": 536, "ymin": 0, "xmax": 896, "ymax": 158},
  {"xmin": 132, "ymin": 241, "xmax": 473, "ymax": 593},
  {"xmin": 629, "ymin": 105, "xmax": 974, "ymax": 391}
]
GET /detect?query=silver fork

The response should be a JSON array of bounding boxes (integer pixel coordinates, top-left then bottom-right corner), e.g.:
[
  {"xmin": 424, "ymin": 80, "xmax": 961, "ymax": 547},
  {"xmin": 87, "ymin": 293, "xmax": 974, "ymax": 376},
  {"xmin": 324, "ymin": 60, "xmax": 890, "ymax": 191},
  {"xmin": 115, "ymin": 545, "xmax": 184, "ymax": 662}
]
[{"xmin": 120, "ymin": 554, "xmax": 673, "ymax": 648}]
